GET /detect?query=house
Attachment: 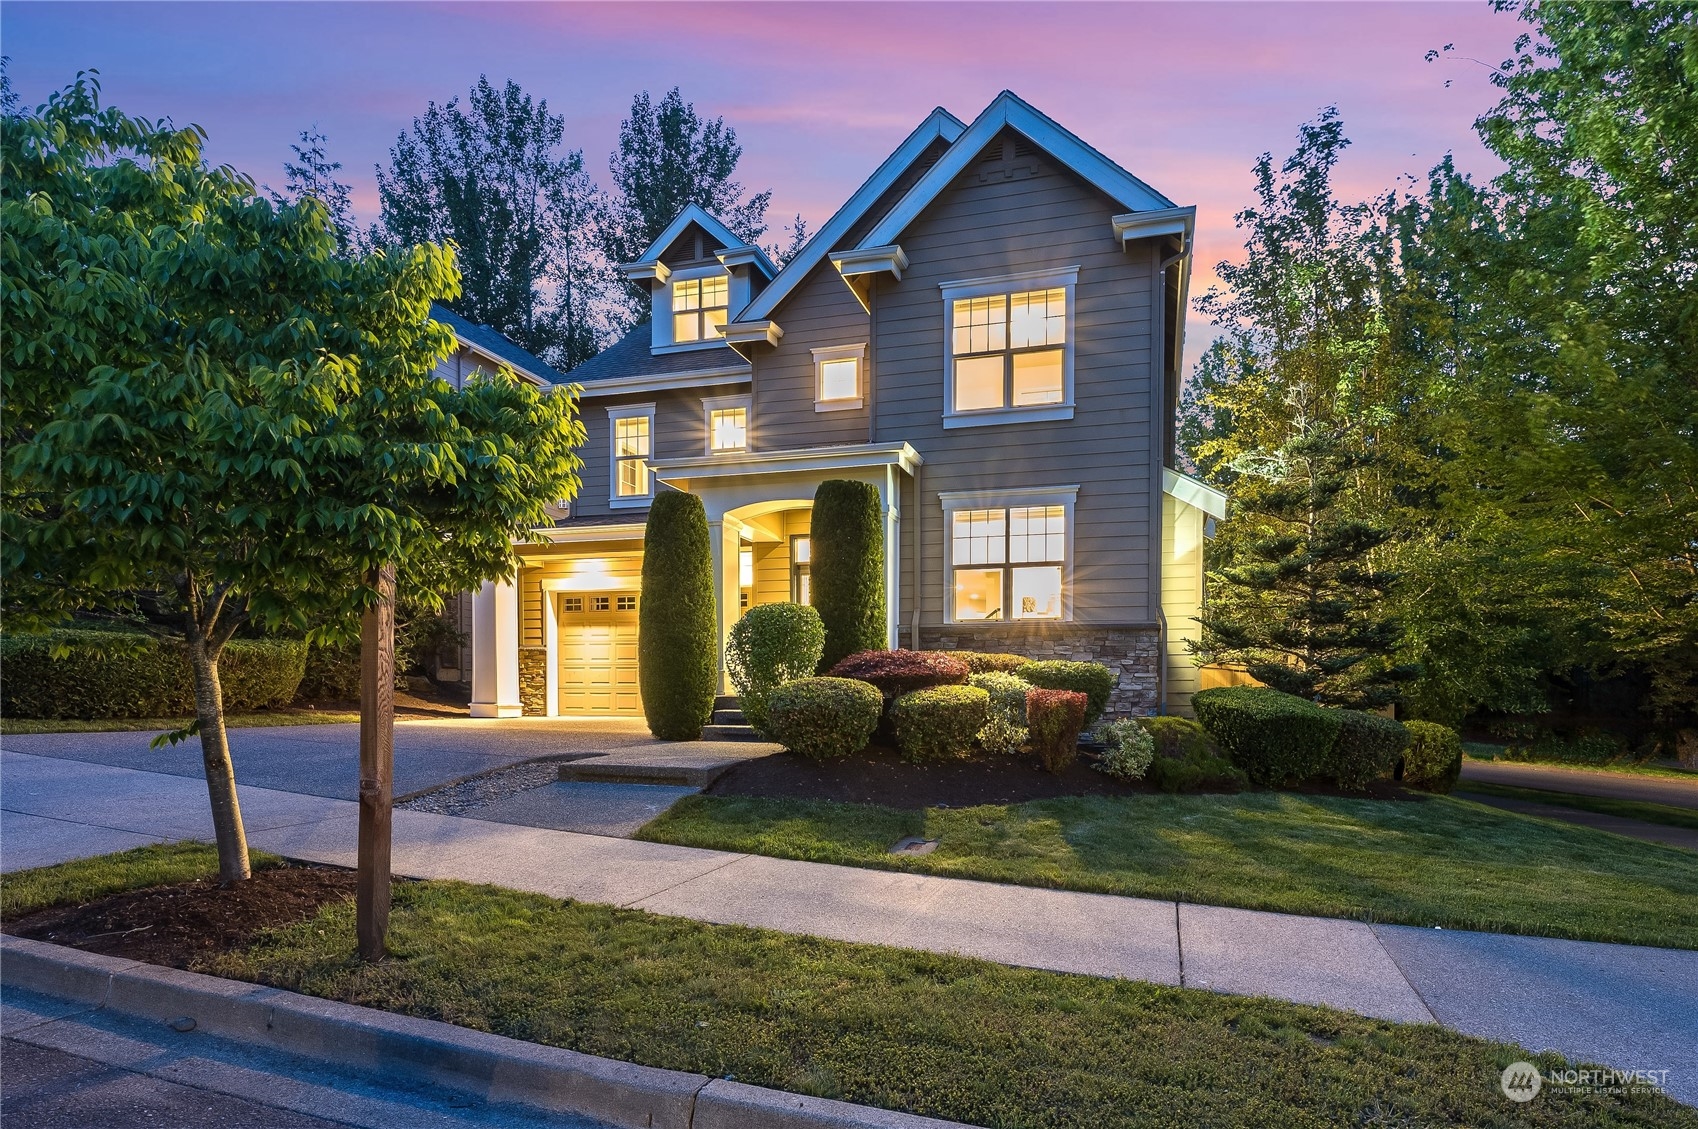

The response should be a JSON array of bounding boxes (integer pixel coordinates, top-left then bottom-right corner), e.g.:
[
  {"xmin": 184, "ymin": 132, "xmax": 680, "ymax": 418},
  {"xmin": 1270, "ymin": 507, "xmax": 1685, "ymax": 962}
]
[{"xmin": 464, "ymin": 91, "xmax": 1227, "ymax": 720}]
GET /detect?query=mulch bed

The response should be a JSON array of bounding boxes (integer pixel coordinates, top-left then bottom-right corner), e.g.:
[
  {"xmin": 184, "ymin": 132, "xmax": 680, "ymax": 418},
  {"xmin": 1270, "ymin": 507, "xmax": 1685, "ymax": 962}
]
[{"xmin": 4, "ymin": 864, "xmax": 356, "ymax": 968}]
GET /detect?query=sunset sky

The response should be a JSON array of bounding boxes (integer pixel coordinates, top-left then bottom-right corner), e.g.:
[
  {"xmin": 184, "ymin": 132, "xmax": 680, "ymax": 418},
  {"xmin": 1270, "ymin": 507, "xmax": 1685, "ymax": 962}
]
[{"xmin": 3, "ymin": 1, "xmax": 1528, "ymax": 357}]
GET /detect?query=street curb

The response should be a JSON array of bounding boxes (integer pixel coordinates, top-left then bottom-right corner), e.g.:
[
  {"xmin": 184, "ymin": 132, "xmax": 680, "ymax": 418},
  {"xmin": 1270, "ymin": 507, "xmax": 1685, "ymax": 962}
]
[{"xmin": 0, "ymin": 935, "xmax": 975, "ymax": 1129}]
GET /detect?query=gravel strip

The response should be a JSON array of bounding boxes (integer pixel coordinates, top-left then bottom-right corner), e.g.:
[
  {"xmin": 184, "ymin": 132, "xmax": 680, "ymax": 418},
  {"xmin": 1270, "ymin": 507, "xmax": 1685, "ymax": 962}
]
[{"xmin": 399, "ymin": 759, "xmax": 592, "ymax": 815}]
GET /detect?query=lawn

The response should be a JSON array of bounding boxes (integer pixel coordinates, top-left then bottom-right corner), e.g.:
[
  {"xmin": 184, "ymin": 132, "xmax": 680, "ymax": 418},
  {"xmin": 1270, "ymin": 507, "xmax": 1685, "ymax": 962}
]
[
  {"xmin": 0, "ymin": 710, "xmax": 360, "ymax": 735},
  {"xmin": 637, "ymin": 791, "xmax": 1698, "ymax": 950},
  {"xmin": 1463, "ymin": 742, "xmax": 1695, "ymax": 780},
  {"xmin": 6, "ymin": 845, "xmax": 1688, "ymax": 1129}
]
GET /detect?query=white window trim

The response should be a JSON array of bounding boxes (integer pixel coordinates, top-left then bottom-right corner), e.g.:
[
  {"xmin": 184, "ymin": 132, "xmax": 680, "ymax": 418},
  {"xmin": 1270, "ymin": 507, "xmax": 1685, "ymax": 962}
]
[
  {"xmin": 653, "ymin": 264, "xmax": 733, "ymax": 354},
  {"xmin": 940, "ymin": 267, "xmax": 1079, "ymax": 430},
  {"xmin": 701, "ymin": 392, "xmax": 752, "ymax": 456},
  {"xmin": 938, "ymin": 485, "xmax": 1078, "ymax": 624},
  {"xmin": 812, "ymin": 343, "xmax": 866, "ymax": 412},
  {"xmin": 607, "ymin": 402, "xmax": 656, "ymax": 509}
]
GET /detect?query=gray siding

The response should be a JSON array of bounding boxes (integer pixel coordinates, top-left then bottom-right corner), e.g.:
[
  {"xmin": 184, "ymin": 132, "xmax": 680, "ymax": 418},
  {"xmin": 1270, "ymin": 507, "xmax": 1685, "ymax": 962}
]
[
  {"xmin": 873, "ymin": 132, "xmax": 1162, "ymax": 628},
  {"xmin": 750, "ymin": 261, "xmax": 872, "ymax": 450},
  {"xmin": 570, "ymin": 387, "xmax": 722, "ymax": 518}
]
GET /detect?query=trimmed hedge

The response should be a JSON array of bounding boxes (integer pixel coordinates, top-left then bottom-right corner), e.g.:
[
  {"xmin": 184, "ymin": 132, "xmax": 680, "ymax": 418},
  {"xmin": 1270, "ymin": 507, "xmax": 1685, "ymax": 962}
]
[
  {"xmin": 810, "ymin": 480, "xmax": 887, "ymax": 671},
  {"xmin": 1140, "ymin": 716, "xmax": 1220, "ymax": 762},
  {"xmin": 828, "ymin": 650, "xmax": 969, "ymax": 697},
  {"xmin": 1191, "ymin": 686, "xmax": 1344, "ymax": 787},
  {"xmin": 1028, "ymin": 688, "xmax": 1088, "ymax": 773},
  {"xmin": 1402, "ymin": 720, "xmax": 1463, "ymax": 793},
  {"xmin": 0, "ymin": 630, "xmax": 305, "ymax": 719},
  {"xmin": 890, "ymin": 685, "xmax": 990, "ymax": 763},
  {"xmin": 767, "ymin": 677, "xmax": 883, "ymax": 761},
  {"xmin": 296, "ymin": 641, "xmax": 362, "ymax": 703},
  {"xmin": 1137, "ymin": 716, "xmax": 1246, "ymax": 793},
  {"xmin": 1329, "ymin": 710, "xmax": 1410, "ymax": 791},
  {"xmin": 1019, "ymin": 660, "xmax": 1116, "ymax": 728},
  {"xmin": 639, "ymin": 491, "xmax": 718, "ymax": 740},
  {"xmin": 726, "ymin": 603, "xmax": 825, "ymax": 736},
  {"xmin": 950, "ymin": 651, "xmax": 1032, "ymax": 675}
]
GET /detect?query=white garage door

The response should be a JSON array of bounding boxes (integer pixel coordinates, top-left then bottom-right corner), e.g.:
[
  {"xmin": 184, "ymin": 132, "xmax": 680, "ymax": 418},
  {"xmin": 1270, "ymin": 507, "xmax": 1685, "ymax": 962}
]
[{"xmin": 556, "ymin": 593, "xmax": 641, "ymax": 716}]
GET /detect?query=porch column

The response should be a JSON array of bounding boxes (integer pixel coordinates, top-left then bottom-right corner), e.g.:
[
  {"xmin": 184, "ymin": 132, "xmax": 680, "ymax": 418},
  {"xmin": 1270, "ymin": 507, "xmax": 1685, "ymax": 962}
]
[
  {"xmin": 882, "ymin": 466, "xmax": 901, "ymax": 649},
  {"xmin": 469, "ymin": 578, "xmax": 522, "ymax": 718},
  {"xmin": 706, "ymin": 517, "xmax": 742, "ymax": 693}
]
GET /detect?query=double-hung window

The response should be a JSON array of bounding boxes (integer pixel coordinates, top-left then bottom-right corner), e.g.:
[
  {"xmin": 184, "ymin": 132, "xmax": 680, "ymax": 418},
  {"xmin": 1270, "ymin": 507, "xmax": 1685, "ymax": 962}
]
[
  {"xmin": 703, "ymin": 394, "xmax": 750, "ymax": 454},
  {"xmin": 672, "ymin": 275, "xmax": 728, "ymax": 343},
  {"xmin": 608, "ymin": 404, "xmax": 655, "ymax": 507},
  {"xmin": 943, "ymin": 488, "xmax": 1076, "ymax": 622},
  {"xmin": 941, "ymin": 268, "xmax": 1077, "ymax": 427}
]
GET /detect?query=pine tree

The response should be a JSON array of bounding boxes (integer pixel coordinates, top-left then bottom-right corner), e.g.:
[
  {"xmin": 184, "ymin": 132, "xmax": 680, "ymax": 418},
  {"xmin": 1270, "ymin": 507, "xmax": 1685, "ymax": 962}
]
[{"xmin": 269, "ymin": 128, "xmax": 361, "ymax": 254}]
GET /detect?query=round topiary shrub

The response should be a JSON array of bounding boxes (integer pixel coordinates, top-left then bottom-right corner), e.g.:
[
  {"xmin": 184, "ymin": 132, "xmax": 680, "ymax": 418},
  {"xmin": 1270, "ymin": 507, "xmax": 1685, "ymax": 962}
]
[
  {"xmin": 766, "ymin": 677, "xmax": 884, "ymax": 761},
  {"xmin": 639, "ymin": 491, "xmax": 718, "ymax": 740},
  {"xmin": 1192, "ymin": 686, "xmax": 1344, "ymax": 786},
  {"xmin": 1019, "ymin": 660, "xmax": 1116, "ymax": 728},
  {"xmin": 810, "ymin": 479, "xmax": 886, "ymax": 671},
  {"xmin": 969, "ymin": 670, "xmax": 1031, "ymax": 725},
  {"xmin": 890, "ymin": 684, "xmax": 990, "ymax": 763},
  {"xmin": 1401, "ymin": 719, "xmax": 1463, "ymax": 793},
  {"xmin": 828, "ymin": 649, "xmax": 969, "ymax": 697},
  {"xmin": 726, "ymin": 602, "xmax": 826, "ymax": 736},
  {"xmin": 950, "ymin": 651, "xmax": 1032, "ymax": 675},
  {"xmin": 1027, "ymin": 688, "xmax": 1088, "ymax": 774},
  {"xmin": 1328, "ymin": 710, "xmax": 1410, "ymax": 790}
]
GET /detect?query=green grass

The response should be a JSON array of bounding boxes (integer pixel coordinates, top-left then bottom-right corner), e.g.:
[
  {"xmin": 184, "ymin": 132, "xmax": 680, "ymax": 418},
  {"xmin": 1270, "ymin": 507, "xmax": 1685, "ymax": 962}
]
[
  {"xmin": 0, "ymin": 710, "xmax": 361, "ymax": 734},
  {"xmin": 0, "ymin": 843, "xmax": 284, "ymax": 918},
  {"xmin": 1456, "ymin": 782, "xmax": 1698, "ymax": 831},
  {"xmin": 1463, "ymin": 742, "xmax": 1695, "ymax": 780},
  {"xmin": 12, "ymin": 846, "xmax": 1684, "ymax": 1129},
  {"xmin": 637, "ymin": 792, "xmax": 1698, "ymax": 950}
]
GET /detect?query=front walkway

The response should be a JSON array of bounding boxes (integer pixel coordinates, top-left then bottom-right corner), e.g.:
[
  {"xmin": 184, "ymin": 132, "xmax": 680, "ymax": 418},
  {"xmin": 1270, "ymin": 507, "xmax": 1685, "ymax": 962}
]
[{"xmin": 3, "ymin": 748, "xmax": 1694, "ymax": 1104}]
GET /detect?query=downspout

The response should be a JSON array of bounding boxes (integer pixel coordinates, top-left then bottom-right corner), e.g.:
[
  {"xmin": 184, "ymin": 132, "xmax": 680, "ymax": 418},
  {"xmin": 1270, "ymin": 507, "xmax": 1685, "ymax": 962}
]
[{"xmin": 1154, "ymin": 242, "xmax": 1190, "ymax": 716}]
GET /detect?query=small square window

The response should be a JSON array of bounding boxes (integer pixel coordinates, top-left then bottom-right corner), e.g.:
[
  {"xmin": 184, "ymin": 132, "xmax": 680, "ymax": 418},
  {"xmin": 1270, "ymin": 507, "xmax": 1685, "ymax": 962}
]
[
  {"xmin": 592, "ymin": 596, "xmax": 610, "ymax": 612},
  {"xmin": 813, "ymin": 346, "xmax": 865, "ymax": 409},
  {"xmin": 709, "ymin": 406, "xmax": 747, "ymax": 452},
  {"xmin": 562, "ymin": 597, "xmax": 582, "ymax": 613},
  {"xmin": 616, "ymin": 595, "xmax": 637, "ymax": 611}
]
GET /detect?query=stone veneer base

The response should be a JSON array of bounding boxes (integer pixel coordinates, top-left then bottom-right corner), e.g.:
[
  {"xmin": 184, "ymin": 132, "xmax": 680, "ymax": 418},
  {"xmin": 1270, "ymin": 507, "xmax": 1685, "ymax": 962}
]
[{"xmin": 922, "ymin": 623, "xmax": 1160, "ymax": 716}]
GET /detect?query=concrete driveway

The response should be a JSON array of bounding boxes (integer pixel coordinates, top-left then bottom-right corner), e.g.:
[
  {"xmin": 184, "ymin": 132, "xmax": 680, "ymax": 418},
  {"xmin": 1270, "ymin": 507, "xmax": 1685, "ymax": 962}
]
[{"xmin": 0, "ymin": 718, "xmax": 671, "ymax": 803}]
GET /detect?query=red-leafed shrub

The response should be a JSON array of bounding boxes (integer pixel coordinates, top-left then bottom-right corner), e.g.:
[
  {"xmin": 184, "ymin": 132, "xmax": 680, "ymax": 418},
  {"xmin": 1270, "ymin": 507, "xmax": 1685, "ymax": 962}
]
[
  {"xmin": 1027, "ymin": 688, "xmax": 1088, "ymax": 774},
  {"xmin": 827, "ymin": 649, "xmax": 969, "ymax": 697}
]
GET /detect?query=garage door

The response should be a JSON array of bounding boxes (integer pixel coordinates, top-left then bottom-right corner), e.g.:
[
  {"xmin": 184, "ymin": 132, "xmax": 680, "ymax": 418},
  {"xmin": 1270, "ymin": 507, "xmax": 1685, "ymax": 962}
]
[{"xmin": 557, "ymin": 593, "xmax": 641, "ymax": 716}]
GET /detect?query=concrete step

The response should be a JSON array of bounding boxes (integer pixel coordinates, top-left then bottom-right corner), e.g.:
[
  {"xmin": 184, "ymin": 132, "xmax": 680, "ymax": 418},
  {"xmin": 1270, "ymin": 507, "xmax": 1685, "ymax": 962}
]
[
  {"xmin": 701, "ymin": 723, "xmax": 766, "ymax": 743},
  {"xmin": 713, "ymin": 694, "xmax": 741, "ymax": 711},
  {"xmin": 711, "ymin": 708, "xmax": 747, "ymax": 725}
]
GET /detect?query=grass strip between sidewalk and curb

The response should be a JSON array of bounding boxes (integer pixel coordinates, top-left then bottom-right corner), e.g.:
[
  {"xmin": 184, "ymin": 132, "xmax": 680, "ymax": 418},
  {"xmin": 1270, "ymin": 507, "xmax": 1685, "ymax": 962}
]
[
  {"xmin": 1, "ymin": 844, "xmax": 1689, "ymax": 1129},
  {"xmin": 636, "ymin": 791, "xmax": 1698, "ymax": 951},
  {"xmin": 1455, "ymin": 782, "xmax": 1698, "ymax": 831},
  {"xmin": 0, "ymin": 711, "xmax": 361, "ymax": 735}
]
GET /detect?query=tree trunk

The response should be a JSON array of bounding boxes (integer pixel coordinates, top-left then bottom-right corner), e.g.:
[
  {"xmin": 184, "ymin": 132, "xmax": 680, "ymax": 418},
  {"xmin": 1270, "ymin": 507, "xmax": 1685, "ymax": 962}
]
[
  {"xmin": 187, "ymin": 636, "xmax": 251, "ymax": 884},
  {"xmin": 357, "ymin": 562, "xmax": 397, "ymax": 961}
]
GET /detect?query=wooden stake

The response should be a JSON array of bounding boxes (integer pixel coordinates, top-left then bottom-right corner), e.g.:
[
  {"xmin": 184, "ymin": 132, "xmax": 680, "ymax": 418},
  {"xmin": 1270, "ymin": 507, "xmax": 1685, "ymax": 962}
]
[{"xmin": 357, "ymin": 562, "xmax": 397, "ymax": 961}]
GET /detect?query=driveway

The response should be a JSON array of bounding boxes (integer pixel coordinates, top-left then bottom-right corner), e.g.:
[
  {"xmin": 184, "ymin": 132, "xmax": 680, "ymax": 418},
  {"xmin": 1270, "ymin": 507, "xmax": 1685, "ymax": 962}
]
[
  {"xmin": 0, "ymin": 718, "xmax": 671, "ymax": 802},
  {"xmin": 1460, "ymin": 759, "xmax": 1698, "ymax": 809}
]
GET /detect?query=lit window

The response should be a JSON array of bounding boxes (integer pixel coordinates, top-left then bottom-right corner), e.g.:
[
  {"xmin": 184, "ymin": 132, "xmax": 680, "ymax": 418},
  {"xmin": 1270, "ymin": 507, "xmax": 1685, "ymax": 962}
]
[
  {"xmin": 813, "ymin": 345, "xmax": 865, "ymax": 409},
  {"xmin": 949, "ymin": 505, "xmax": 1066, "ymax": 621},
  {"xmin": 739, "ymin": 545, "xmax": 754, "ymax": 589},
  {"xmin": 672, "ymin": 275, "xmax": 728, "ymax": 343},
  {"xmin": 951, "ymin": 287, "xmax": 1065, "ymax": 414},
  {"xmin": 613, "ymin": 414, "xmax": 651, "ymax": 498},
  {"xmin": 791, "ymin": 535, "xmax": 811, "ymax": 604},
  {"xmin": 709, "ymin": 406, "xmax": 747, "ymax": 452}
]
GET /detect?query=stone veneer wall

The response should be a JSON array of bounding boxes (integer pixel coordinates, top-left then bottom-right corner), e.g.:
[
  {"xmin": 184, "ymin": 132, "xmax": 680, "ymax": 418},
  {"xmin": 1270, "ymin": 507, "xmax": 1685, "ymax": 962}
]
[
  {"xmin": 921, "ymin": 624, "xmax": 1160, "ymax": 717},
  {"xmin": 519, "ymin": 647, "xmax": 547, "ymax": 716}
]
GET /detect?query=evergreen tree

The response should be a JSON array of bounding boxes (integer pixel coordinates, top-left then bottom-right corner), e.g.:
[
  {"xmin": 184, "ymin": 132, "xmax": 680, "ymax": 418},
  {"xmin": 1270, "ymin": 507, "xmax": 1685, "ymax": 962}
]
[
  {"xmin": 269, "ymin": 127, "xmax": 361, "ymax": 254},
  {"xmin": 377, "ymin": 76, "xmax": 609, "ymax": 369},
  {"xmin": 602, "ymin": 87, "xmax": 772, "ymax": 322}
]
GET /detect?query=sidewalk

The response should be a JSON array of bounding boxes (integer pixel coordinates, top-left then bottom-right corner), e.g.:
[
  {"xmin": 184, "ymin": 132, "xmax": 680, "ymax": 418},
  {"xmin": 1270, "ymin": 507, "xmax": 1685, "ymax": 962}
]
[{"xmin": 4, "ymin": 749, "xmax": 1695, "ymax": 1105}]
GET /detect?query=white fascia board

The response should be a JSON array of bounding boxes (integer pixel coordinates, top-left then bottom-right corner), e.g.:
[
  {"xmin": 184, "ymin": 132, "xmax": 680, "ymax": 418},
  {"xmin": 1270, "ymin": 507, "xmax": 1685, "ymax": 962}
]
[
  {"xmin": 1111, "ymin": 205, "xmax": 1196, "ymax": 250},
  {"xmin": 716, "ymin": 245, "xmax": 779, "ymax": 279},
  {"xmin": 630, "ymin": 203, "xmax": 767, "ymax": 271},
  {"xmin": 530, "ymin": 522, "xmax": 647, "ymax": 544},
  {"xmin": 618, "ymin": 261, "xmax": 671, "ymax": 285},
  {"xmin": 1163, "ymin": 467, "xmax": 1229, "ymax": 520},
  {"xmin": 653, "ymin": 441, "xmax": 923, "ymax": 482},
  {"xmin": 831, "ymin": 244, "xmax": 909, "ymax": 281},
  {"xmin": 856, "ymin": 91, "xmax": 1175, "ymax": 251},
  {"xmin": 731, "ymin": 107, "xmax": 967, "ymax": 327},
  {"xmin": 720, "ymin": 320, "xmax": 784, "ymax": 348},
  {"xmin": 576, "ymin": 366, "xmax": 750, "ymax": 399}
]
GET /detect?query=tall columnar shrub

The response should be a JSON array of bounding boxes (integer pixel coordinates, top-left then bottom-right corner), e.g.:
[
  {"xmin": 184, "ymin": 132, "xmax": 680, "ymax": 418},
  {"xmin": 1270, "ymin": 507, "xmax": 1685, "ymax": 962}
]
[
  {"xmin": 725, "ymin": 602, "xmax": 825, "ymax": 735},
  {"xmin": 810, "ymin": 480, "xmax": 886, "ymax": 670},
  {"xmin": 1027, "ymin": 689, "xmax": 1088, "ymax": 773},
  {"xmin": 639, "ymin": 491, "xmax": 718, "ymax": 739},
  {"xmin": 1401, "ymin": 720, "xmax": 1463, "ymax": 793},
  {"xmin": 1020, "ymin": 660, "xmax": 1116, "ymax": 728},
  {"xmin": 1192, "ymin": 685, "xmax": 1344, "ymax": 786}
]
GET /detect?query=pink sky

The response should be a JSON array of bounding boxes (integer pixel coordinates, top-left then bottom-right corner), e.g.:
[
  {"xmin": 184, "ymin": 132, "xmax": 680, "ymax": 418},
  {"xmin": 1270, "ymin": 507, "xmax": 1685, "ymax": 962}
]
[{"xmin": 3, "ymin": 2, "xmax": 1524, "ymax": 360}]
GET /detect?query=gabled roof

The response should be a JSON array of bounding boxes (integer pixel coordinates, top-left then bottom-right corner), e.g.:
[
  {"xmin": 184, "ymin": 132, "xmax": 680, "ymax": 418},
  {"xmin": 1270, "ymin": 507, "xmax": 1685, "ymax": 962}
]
[
  {"xmin": 731, "ymin": 106, "xmax": 966, "ymax": 327},
  {"xmin": 562, "ymin": 322, "xmax": 749, "ymax": 389},
  {"xmin": 851, "ymin": 91, "xmax": 1176, "ymax": 252},
  {"xmin": 625, "ymin": 203, "xmax": 778, "ymax": 279},
  {"xmin": 429, "ymin": 303, "xmax": 564, "ymax": 386}
]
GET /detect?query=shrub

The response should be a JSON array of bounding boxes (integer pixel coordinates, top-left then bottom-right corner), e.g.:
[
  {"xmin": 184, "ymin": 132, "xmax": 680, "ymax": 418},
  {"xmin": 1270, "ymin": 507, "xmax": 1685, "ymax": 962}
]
[
  {"xmin": 976, "ymin": 712, "xmax": 1028, "ymax": 757},
  {"xmin": 1328, "ymin": 710, "xmax": 1410, "ymax": 790},
  {"xmin": 1192, "ymin": 686, "xmax": 1343, "ymax": 786},
  {"xmin": 296, "ymin": 640, "xmax": 362, "ymax": 702},
  {"xmin": 828, "ymin": 650, "xmax": 969, "ymax": 697},
  {"xmin": 1027, "ymin": 688, "xmax": 1088, "ymax": 773},
  {"xmin": 969, "ymin": 670, "xmax": 1031, "ymax": 725},
  {"xmin": 1020, "ymin": 660, "xmax": 1116, "ymax": 728},
  {"xmin": 1402, "ymin": 720, "xmax": 1463, "ymax": 793},
  {"xmin": 1140, "ymin": 716, "xmax": 1221, "ymax": 762},
  {"xmin": 0, "ymin": 629, "xmax": 305, "ymax": 719},
  {"xmin": 890, "ymin": 685, "xmax": 990, "ymax": 763},
  {"xmin": 726, "ymin": 603, "xmax": 825, "ymax": 735},
  {"xmin": 766, "ymin": 677, "xmax": 884, "ymax": 761},
  {"xmin": 810, "ymin": 479, "xmax": 886, "ymax": 670},
  {"xmin": 949, "ymin": 651, "xmax": 1032, "ymax": 675},
  {"xmin": 1147, "ymin": 743, "xmax": 1249, "ymax": 793},
  {"xmin": 639, "ymin": 491, "xmax": 718, "ymax": 740},
  {"xmin": 1093, "ymin": 718, "xmax": 1156, "ymax": 781}
]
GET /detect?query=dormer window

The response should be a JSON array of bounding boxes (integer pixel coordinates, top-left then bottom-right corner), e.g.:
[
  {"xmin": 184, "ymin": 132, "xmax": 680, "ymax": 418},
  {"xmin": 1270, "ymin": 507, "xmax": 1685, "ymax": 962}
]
[{"xmin": 673, "ymin": 275, "xmax": 728, "ymax": 343}]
